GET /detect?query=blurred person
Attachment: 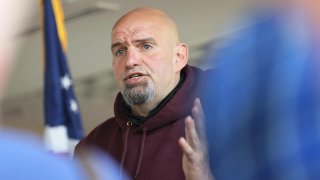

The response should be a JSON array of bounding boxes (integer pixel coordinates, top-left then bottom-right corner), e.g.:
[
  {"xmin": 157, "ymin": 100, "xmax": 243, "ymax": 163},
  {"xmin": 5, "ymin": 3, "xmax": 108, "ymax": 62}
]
[
  {"xmin": 0, "ymin": 1, "xmax": 82, "ymax": 179},
  {"xmin": 199, "ymin": 0, "xmax": 320, "ymax": 179},
  {"xmin": 75, "ymin": 7, "xmax": 213, "ymax": 180},
  {"xmin": 0, "ymin": 1, "xmax": 123, "ymax": 179}
]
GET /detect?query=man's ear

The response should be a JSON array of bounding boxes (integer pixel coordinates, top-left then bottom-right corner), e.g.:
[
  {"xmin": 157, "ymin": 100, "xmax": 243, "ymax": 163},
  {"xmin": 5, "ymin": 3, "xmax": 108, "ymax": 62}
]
[{"xmin": 175, "ymin": 43, "xmax": 188, "ymax": 72}]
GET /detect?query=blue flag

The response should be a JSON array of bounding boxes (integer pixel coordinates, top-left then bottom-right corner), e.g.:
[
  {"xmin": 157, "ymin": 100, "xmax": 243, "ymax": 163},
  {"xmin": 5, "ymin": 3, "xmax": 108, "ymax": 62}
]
[{"xmin": 42, "ymin": 0, "xmax": 84, "ymax": 155}]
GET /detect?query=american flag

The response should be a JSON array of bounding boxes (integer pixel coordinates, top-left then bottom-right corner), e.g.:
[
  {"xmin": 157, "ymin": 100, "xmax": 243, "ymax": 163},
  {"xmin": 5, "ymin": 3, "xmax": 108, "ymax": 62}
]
[{"xmin": 42, "ymin": 0, "xmax": 84, "ymax": 155}]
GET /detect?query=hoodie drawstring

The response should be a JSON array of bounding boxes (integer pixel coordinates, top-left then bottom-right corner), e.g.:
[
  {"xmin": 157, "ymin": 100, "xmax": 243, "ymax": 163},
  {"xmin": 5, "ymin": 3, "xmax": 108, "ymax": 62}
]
[
  {"xmin": 120, "ymin": 123, "xmax": 131, "ymax": 178},
  {"xmin": 134, "ymin": 129, "xmax": 147, "ymax": 179}
]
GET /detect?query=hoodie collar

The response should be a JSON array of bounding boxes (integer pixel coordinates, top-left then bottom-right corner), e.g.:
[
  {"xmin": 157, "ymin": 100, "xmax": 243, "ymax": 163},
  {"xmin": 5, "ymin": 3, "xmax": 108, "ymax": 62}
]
[{"xmin": 119, "ymin": 69, "xmax": 186, "ymax": 127}]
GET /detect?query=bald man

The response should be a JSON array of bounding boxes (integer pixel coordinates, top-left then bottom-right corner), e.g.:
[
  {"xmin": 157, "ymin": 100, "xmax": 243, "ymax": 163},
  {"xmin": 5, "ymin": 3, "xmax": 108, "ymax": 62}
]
[{"xmin": 75, "ymin": 7, "xmax": 212, "ymax": 180}]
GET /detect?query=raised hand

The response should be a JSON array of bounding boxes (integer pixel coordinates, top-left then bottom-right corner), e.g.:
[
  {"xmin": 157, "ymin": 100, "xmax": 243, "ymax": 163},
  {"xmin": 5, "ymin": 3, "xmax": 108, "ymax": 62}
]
[{"xmin": 178, "ymin": 98, "xmax": 214, "ymax": 180}]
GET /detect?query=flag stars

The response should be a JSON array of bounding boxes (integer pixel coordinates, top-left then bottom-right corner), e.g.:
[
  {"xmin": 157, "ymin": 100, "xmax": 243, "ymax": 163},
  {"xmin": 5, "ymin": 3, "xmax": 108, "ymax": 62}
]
[
  {"xmin": 70, "ymin": 99, "xmax": 78, "ymax": 113},
  {"xmin": 61, "ymin": 74, "xmax": 72, "ymax": 90}
]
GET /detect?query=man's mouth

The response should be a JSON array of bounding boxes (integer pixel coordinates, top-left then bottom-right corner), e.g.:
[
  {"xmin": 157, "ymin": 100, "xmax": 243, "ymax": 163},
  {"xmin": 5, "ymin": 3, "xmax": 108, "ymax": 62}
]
[{"xmin": 125, "ymin": 73, "xmax": 144, "ymax": 80}]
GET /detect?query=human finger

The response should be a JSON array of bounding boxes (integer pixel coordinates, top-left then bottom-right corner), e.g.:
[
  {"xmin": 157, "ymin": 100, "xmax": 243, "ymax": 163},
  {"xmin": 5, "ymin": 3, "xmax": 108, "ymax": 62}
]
[
  {"xmin": 178, "ymin": 137, "xmax": 194, "ymax": 161},
  {"xmin": 185, "ymin": 116, "xmax": 201, "ymax": 150},
  {"xmin": 192, "ymin": 98, "xmax": 206, "ymax": 141}
]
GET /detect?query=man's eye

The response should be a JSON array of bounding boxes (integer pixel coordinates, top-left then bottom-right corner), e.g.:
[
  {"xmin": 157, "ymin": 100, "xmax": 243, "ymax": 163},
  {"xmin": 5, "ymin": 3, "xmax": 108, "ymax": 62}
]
[
  {"xmin": 115, "ymin": 49, "xmax": 126, "ymax": 56},
  {"xmin": 142, "ymin": 44, "xmax": 152, "ymax": 50}
]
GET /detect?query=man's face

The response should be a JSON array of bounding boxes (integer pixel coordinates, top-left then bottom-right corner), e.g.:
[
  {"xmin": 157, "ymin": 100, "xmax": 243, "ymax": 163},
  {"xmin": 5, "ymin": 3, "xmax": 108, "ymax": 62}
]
[{"xmin": 111, "ymin": 14, "xmax": 178, "ymax": 106}]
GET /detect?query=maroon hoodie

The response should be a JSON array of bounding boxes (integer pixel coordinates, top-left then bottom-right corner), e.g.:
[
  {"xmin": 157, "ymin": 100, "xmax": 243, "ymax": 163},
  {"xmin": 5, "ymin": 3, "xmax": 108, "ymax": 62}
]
[{"xmin": 75, "ymin": 65, "xmax": 205, "ymax": 180}]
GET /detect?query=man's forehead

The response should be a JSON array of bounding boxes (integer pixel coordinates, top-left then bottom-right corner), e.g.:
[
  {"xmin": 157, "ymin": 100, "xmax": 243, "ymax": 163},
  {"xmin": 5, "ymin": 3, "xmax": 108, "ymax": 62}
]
[{"xmin": 112, "ymin": 24, "xmax": 156, "ymax": 42}]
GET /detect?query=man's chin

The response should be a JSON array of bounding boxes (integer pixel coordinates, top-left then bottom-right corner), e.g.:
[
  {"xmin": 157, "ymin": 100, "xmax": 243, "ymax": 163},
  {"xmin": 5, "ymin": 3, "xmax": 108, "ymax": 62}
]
[
  {"xmin": 125, "ymin": 81, "xmax": 147, "ymax": 89},
  {"xmin": 125, "ymin": 86, "xmax": 146, "ymax": 95}
]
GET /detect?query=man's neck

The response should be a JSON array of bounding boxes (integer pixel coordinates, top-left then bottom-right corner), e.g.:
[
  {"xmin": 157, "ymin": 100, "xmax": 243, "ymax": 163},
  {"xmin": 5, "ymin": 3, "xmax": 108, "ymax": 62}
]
[{"xmin": 131, "ymin": 99, "xmax": 160, "ymax": 117}]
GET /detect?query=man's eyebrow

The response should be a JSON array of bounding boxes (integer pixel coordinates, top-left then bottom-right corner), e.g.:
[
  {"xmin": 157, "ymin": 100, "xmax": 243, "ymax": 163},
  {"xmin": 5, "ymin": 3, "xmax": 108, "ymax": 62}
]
[
  {"xmin": 111, "ymin": 42, "xmax": 123, "ymax": 51},
  {"xmin": 133, "ymin": 38, "xmax": 157, "ymax": 45},
  {"xmin": 111, "ymin": 38, "xmax": 157, "ymax": 51}
]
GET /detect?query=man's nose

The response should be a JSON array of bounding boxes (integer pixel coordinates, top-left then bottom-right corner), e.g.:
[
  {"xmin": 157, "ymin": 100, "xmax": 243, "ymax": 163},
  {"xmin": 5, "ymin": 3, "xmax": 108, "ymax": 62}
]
[{"xmin": 124, "ymin": 48, "xmax": 141, "ymax": 68}]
